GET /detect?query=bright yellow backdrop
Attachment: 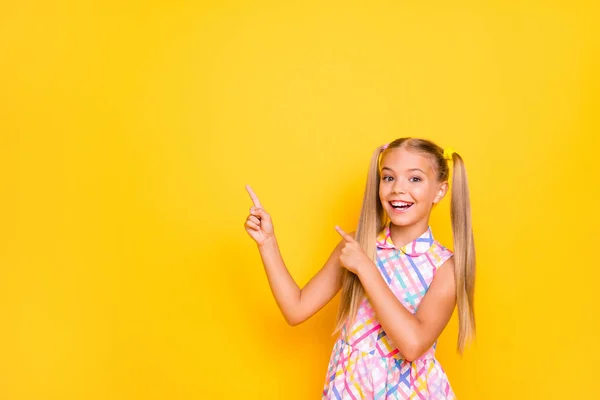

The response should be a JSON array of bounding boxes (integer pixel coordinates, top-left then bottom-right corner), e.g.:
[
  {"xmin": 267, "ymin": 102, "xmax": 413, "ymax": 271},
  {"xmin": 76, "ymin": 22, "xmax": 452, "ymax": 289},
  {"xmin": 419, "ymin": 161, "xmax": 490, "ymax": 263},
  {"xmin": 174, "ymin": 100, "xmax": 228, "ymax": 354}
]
[{"xmin": 1, "ymin": 1, "xmax": 598, "ymax": 399}]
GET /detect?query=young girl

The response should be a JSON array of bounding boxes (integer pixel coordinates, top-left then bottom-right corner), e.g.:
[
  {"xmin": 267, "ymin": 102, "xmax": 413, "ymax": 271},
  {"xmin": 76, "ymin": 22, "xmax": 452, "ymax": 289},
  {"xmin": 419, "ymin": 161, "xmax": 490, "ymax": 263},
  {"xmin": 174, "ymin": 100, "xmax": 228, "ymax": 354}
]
[{"xmin": 244, "ymin": 138, "xmax": 475, "ymax": 399}]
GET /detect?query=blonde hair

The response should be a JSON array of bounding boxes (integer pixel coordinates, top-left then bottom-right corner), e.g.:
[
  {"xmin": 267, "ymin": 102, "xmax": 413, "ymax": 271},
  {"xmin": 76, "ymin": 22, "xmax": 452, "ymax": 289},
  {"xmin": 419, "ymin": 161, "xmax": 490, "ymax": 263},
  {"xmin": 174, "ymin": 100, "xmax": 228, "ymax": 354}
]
[{"xmin": 334, "ymin": 138, "xmax": 476, "ymax": 353}]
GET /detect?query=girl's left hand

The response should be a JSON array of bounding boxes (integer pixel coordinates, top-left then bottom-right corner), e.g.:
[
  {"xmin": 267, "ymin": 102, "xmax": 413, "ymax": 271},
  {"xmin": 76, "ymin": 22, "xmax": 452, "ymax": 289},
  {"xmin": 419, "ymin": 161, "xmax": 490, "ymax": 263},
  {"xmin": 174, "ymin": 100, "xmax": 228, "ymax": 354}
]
[{"xmin": 335, "ymin": 226, "xmax": 373, "ymax": 275}]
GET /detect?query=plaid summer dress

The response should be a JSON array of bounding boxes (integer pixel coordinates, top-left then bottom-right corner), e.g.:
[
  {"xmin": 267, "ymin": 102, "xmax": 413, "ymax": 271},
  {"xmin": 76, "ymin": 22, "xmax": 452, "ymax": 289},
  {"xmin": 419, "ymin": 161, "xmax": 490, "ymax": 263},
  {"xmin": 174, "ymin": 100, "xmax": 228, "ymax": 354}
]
[{"xmin": 322, "ymin": 223, "xmax": 456, "ymax": 399}]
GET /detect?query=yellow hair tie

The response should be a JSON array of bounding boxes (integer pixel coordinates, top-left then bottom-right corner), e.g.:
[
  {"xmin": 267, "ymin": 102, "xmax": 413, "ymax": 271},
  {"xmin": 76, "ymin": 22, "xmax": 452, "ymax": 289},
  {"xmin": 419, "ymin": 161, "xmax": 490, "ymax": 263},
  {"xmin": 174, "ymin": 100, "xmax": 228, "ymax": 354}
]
[{"xmin": 443, "ymin": 147, "xmax": 456, "ymax": 161}]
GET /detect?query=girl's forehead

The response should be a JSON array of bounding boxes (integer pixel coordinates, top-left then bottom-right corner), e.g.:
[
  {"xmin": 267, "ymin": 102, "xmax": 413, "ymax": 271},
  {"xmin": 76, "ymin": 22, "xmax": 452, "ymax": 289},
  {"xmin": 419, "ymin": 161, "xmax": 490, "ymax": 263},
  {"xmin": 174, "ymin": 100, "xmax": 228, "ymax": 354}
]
[{"xmin": 381, "ymin": 148, "xmax": 436, "ymax": 173}]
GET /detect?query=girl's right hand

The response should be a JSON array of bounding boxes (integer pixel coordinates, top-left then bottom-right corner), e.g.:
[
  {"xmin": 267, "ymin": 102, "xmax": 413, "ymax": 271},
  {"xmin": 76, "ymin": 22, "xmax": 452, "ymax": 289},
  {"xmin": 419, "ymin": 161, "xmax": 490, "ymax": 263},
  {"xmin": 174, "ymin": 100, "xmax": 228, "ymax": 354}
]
[{"xmin": 244, "ymin": 185, "xmax": 275, "ymax": 246}]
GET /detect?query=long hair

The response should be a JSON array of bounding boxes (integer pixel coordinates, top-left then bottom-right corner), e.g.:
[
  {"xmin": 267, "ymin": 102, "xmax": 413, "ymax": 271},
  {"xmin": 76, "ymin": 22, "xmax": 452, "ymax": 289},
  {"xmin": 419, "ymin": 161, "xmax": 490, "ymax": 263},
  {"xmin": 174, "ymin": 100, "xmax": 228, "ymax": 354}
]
[{"xmin": 334, "ymin": 138, "xmax": 476, "ymax": 353}]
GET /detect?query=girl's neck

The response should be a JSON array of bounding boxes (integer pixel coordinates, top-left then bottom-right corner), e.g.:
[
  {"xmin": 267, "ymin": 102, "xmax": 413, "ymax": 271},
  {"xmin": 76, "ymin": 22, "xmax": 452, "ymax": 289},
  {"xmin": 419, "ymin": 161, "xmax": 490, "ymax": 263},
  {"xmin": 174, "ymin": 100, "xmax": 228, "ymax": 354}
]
[{"xmin": 388, "ymin": 220, "xmax": 430, "ymax": 248}]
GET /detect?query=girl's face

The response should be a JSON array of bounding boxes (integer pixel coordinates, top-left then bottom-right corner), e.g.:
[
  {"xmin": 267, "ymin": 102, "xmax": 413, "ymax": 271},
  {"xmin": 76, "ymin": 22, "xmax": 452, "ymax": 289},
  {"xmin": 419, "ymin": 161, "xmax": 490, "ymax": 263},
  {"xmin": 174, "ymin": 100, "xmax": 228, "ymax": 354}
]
[{"xmin": 379, "ymin": 147, "xmax": 448, "ymax": 227}]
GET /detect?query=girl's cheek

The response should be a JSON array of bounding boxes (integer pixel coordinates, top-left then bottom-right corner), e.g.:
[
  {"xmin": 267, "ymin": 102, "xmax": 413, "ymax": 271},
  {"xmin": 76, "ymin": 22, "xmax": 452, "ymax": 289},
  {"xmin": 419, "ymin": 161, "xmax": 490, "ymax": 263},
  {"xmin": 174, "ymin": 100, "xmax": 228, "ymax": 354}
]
[{"xmin": 412, "ymin": 187, "xmax": 425, "ymax": 197}]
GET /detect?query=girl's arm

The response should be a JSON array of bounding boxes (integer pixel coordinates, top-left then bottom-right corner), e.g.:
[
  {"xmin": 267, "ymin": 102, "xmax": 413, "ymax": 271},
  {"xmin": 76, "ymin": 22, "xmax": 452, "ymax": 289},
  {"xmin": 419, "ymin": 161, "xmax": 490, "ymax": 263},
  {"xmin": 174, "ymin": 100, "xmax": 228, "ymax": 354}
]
[
  {"xmin": 357, "ymin": 258, "xmax": 456, "ymax": 361},
  {"xmin": 257, "ymin": 235, "xmax": 345, "ymax": 326},
  {"xmin": 334, "ymin": 226, "xmax": 456, "ymax": 362},
  {"xmin": 245, "ymin": 185, "xmax": 344, "ymax": 326}
]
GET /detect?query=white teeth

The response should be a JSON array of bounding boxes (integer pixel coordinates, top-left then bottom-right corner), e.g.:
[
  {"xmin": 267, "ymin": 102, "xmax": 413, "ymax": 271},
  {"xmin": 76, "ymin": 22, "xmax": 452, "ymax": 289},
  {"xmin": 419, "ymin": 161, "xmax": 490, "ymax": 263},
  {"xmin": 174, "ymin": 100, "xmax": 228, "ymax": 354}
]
[{"xmin": 391, "ymin": 201, "xmax": 411, "ymax": 206}]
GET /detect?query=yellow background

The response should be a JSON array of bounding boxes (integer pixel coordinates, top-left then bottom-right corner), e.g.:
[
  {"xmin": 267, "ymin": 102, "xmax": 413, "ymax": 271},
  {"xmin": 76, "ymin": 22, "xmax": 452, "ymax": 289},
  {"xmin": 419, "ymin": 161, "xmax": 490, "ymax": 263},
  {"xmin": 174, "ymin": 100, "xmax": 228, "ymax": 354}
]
[{"xmin": 1, "ymin": 1, "xmax": 598, "ymax": 399}]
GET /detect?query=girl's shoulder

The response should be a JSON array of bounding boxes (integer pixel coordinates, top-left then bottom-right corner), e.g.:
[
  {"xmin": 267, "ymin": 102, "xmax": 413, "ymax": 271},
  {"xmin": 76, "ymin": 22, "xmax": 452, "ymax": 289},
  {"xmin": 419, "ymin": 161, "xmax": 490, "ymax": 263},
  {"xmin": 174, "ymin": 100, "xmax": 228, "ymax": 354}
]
[{"xmin": 428, "ymin": 239, "xmax": 454, "ymax": 270}]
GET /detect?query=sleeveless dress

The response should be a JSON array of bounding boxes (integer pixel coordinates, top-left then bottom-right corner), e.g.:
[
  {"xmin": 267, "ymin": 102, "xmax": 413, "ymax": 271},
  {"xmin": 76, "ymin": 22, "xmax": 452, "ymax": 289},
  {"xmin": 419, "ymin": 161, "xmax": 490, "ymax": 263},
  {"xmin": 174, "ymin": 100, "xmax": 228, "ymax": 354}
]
[{"xmin": 322, "ymin": 223, "xmax": 456, "ymax": 399}]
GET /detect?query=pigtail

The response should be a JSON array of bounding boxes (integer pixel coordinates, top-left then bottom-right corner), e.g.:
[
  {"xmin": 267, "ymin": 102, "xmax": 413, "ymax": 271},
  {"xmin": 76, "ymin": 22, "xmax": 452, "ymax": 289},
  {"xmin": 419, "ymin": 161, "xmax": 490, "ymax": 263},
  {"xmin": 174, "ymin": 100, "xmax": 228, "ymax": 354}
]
[
  {"xmin": 450, "ymin": 152, "xmax": 476, "ymax": 352},
  {"xmin": 334, "ymin": 145, "xmax": 387, "ymax": 333}
]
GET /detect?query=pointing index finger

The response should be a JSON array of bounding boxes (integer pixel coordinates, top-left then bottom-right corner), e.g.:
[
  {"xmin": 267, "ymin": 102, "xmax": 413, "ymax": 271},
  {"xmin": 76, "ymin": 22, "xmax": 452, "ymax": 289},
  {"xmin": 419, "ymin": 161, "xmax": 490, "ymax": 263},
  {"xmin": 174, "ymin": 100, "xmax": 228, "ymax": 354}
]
[
  {"xmin": 335, "ymin": 226, "xmax": 354, "ymax": 242},
  {"xmin": 245, "ymin": 185, "xmax": 262, "ymax": 208}
]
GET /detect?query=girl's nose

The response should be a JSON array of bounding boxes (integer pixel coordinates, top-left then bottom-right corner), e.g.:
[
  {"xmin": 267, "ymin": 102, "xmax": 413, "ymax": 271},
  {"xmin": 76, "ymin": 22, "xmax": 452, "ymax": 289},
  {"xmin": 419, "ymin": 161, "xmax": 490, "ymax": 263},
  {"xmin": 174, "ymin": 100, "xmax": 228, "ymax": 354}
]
[{"xmin": 392, "ymin": 179, "xmax": 406, "ymax": 194}]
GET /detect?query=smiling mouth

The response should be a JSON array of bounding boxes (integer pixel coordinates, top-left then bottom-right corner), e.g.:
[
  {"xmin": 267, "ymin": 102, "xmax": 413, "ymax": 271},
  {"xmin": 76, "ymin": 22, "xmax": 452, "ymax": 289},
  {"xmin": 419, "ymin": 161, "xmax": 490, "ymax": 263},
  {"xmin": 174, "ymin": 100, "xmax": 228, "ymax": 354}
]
[{"xmin": 389, "ymin": 201, "xmax": 414, "ymax": 213}]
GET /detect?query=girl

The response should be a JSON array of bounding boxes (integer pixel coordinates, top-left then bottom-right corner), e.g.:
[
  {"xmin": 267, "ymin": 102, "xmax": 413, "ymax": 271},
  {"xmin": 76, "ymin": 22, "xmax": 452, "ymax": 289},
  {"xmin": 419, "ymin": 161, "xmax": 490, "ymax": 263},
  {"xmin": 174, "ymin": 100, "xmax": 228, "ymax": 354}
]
[{"xmin": 244, "ymin": 138, "xmax": 475, "ymax": 399}]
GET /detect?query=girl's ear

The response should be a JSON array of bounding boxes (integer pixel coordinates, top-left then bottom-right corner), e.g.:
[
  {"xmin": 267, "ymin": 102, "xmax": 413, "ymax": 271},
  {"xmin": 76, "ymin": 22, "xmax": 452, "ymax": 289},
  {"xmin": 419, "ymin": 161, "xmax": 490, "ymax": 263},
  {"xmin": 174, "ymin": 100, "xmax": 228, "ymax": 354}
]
[{"xmin": 433, "ymin": 181, "xmax": 449, "ymax": 204}]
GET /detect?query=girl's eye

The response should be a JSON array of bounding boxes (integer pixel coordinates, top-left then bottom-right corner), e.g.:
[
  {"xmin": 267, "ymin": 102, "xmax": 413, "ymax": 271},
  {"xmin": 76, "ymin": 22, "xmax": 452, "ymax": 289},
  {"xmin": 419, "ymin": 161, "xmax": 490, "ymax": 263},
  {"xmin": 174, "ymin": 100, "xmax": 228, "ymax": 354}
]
[
  {"xmin": 382, "ymin": 176, "xmax": 394, "ymax": 182},
  {"xmin": 409, "ymin": 176, "xmax": 422, "ymax": 183}
]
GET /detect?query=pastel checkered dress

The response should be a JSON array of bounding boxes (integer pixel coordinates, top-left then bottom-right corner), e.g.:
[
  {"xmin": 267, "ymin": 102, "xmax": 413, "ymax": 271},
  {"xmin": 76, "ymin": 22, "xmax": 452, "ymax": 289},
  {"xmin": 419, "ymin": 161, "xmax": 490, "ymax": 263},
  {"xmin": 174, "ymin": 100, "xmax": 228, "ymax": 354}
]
[{"xmin": 322, "ymin": 223, "xmax": 456, "ymax": 399}]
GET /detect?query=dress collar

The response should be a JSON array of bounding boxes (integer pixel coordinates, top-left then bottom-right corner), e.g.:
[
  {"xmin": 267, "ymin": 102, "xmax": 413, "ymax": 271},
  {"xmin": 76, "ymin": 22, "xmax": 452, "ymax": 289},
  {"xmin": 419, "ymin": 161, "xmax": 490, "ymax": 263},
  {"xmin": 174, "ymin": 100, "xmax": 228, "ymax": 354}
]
[{"xmin": 376, "ymin": 222, "xmax": 435, "ymax": 257}]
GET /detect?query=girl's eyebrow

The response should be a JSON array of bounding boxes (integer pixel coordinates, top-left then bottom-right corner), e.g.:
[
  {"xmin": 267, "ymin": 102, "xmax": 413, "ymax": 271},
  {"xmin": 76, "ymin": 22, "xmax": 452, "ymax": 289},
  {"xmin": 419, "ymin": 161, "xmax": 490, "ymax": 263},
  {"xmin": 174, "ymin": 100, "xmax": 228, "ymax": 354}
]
[{"xmin": 381, "ymin": 167, "xmax": 426, "ymax": 174}]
